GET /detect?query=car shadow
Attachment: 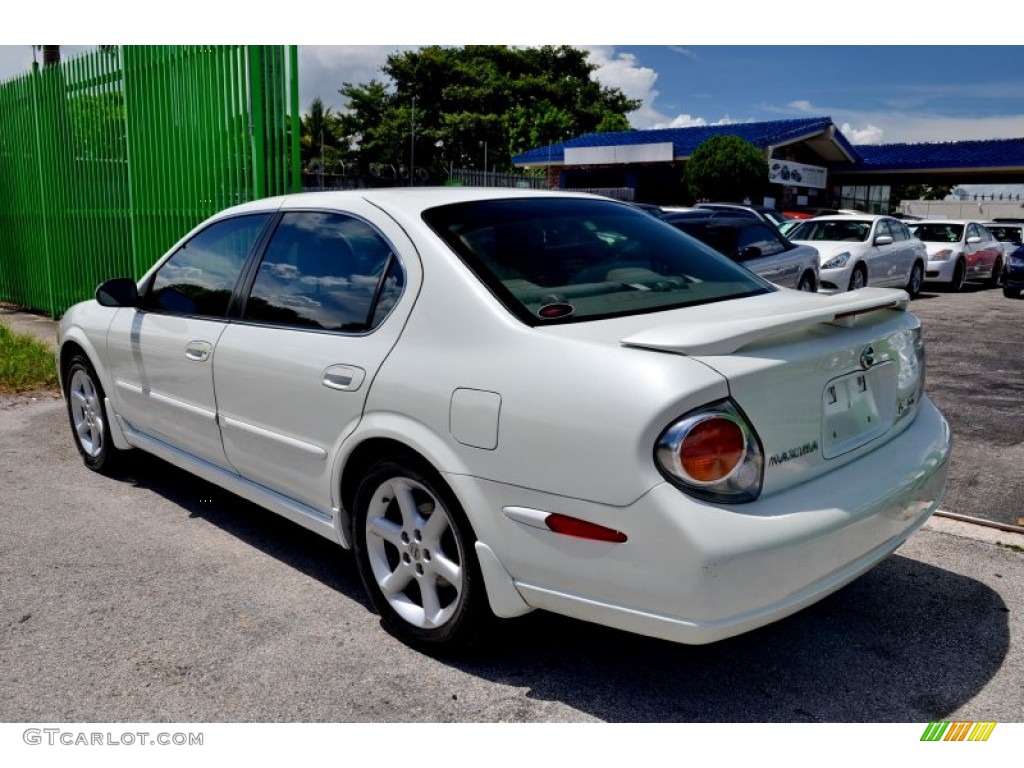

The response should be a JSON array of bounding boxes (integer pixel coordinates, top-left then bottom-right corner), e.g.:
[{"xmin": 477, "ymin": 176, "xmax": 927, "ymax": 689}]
[
  {"xmin": 113, "ymin": 452, "xmax": 1009, "ymax": 723},
  {"xmin": 915, "ymin": 282, "xmax": 993, "ymax": 299}
]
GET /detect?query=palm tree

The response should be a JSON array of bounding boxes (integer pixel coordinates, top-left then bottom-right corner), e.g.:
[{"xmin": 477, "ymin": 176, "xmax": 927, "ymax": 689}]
[{"xmin": 300, "ymin": 97, "xmax": 339, "ymax": 171}]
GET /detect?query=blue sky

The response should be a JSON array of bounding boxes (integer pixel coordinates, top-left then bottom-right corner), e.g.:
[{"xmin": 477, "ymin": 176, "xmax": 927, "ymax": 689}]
[
  {"xmin": 3, "ymin": 6, "xmax": 1023, "ymax": 193},
  {"xmin": 4, "ymin": 43, "xmax": 1021, "ymax": 147}
]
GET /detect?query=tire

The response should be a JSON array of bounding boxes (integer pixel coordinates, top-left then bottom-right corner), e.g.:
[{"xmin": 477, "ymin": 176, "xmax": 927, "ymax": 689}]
[
  {"xmin": 797, "ymin": 271, "xmax": 816, "ymax": 292},
  {"xmin": 905, "ymin": 261, "xmax": 923, "ymax": 298},
  {"xmin": 847, "ymin": 264, "xmax": 867, "ymax": 291},
  {"xmin": 64, "ymin": 354, "xmax": 123, "ymax": 473},
  {"xmin": 950, "ymin": 259, "xmax": 966, "ymax": 292},
  {"xmin": 988, "ymin": 258, "xmax": 1003, "ymax": 288},
  {"xmin": 353, "ymin": 456, "xmax": 489, "ymax": 652},
  {"xmin": 1004, "ymin": 285, "xmax": 1021, "ymax": 299}
]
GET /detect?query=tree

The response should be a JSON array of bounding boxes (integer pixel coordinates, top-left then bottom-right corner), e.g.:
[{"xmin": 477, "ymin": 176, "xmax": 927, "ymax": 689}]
[
  {"xmin": 893, "ymin": 183, "xmax": 954, "ymax": 202},
  {"xmin": 683, "ymin": 135, "xmax": 769, "ymax": 203},
  {"xmin": 299, "ymin": 97, "xmax": 347, "ymax": 173},
  {"xmin": 336, "ymin": 46, "xmax": 640, "ymax": 180}
]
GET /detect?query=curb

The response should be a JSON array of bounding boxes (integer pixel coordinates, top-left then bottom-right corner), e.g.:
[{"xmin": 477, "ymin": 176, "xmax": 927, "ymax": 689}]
[{"xmin": 926, "ymin": 511, "xmax": 1024, "ymax": 549}]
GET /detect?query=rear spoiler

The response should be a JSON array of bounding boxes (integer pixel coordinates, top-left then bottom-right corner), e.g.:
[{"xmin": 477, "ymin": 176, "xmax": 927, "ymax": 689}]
[{"xmin": 621, "ymin": 287, "xmax": 908, "ymax": 356}]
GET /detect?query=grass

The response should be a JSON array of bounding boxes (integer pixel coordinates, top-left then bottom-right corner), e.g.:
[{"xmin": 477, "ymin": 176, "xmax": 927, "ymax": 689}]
[{"xmin": 0, "ymin": 322, "xmax": 60, "ymax": 393}]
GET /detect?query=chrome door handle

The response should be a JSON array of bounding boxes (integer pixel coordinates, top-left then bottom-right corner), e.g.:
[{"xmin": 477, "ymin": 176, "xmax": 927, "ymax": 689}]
[
  {"xmin": 322, "ymin": 364, "xmax": 366, "ymax": 391},
  {"xmin": 185, "ymin": 341, "xmax": 213, "ymax": 362}
]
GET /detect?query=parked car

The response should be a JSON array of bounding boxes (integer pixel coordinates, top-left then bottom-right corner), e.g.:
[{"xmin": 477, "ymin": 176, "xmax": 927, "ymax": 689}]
[
  {"xmin": 907, "ymin": 220, "xmax": 1003, "ymax": 291},
  {"xmin": 58, "ymin": 189, "xmax": 950, "ymax": 652},
  {"xmin": 782, "ymin": 207, "xmax": 841, "ymax": 219},
  {"xmin": 1000, "ymin": 241, "xmax": 1024, "ymax": 298},
  {"xmin": 787, "ymin": 215, "xmax": 927, "ymax": 295},
  {"xmin": 983, "ymin": 221, "xmax": 1024, "ymax": 279},
  {"xmin": 664, "ymin": 214, "xmax": 819, "ymax": 291},
  {"xmin": 693, "ymin": 202, "xmax": 791, "ymax": 229}
]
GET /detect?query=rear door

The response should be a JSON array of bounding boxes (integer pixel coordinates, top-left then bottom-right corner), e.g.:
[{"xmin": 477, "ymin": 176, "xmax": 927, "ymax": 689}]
[{"xmin": 211, "ymin": 204, "xmax": 419, "ymax": 513}]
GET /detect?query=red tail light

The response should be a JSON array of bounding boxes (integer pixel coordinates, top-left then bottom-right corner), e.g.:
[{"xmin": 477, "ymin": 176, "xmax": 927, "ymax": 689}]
[{"xmin": 656, "ymin": 400, "xmax": 763, "ymax": 503}]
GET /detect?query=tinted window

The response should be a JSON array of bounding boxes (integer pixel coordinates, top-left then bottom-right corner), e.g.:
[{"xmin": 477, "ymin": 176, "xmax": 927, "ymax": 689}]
[
  {"xmin": 890, "ymin": 220, "xmax": 910, "ymax": 241},
  {"xmin": 423, "ymin": 198, "xmax": 770, "ymax": 325},
  {"xmin": 243, "ymin": 211, "xmax": 402, "ymax": 332},
  {"xmin": 737, "ymin": 224, "xmax": 785, "ymax": 257},
  {"xmin": 146, "ymin": 214, "xmax": 272, "ymax": 317},
  {"xmin": 910, "ymin": 223, "xmax": 964, "ymax": 243},
  {"xmin": 988, "ymin": 225, "xmax": 1023, "ymax": 244}
]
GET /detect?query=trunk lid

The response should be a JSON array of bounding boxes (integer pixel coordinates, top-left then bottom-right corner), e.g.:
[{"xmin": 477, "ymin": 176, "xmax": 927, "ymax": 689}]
[{"xmin": 621, "ymin": 287, "xmax": 925, "ymax": 496}]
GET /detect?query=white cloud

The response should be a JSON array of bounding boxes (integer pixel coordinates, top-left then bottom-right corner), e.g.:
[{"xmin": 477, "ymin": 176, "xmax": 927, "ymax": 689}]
[
  {"xmin": 299, "ymin": 46, "xmax": 414, "ymax": 113},
  {"xmin": 840, "ymin": 123, "xmax": 885, "ymax": 144},
  {"xmin": 586, "ymin": 46, "xmax": 731, "ymax": 131}
]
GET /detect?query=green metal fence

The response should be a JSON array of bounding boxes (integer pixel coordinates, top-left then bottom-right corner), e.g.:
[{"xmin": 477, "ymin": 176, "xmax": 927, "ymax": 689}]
[{"xmin": 0, "ymin": 45, "xmax": 300, "ymax": 317}]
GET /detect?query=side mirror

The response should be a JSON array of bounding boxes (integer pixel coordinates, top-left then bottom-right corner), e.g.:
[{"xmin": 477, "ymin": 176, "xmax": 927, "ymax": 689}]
[
  {"xmin": 96, "ymin": 277, "xmax": 139, "ymax": 308},
  {"xmin": 966, "ymin": 236, "xmax": 982, "ymax": 244},
  {"xmin": 736, "ymin": 246, "xmax": 762, "ymax": 261},
  {"xmin": 874, "ymin": 235, "xmax": 894, "ymax": 246}
]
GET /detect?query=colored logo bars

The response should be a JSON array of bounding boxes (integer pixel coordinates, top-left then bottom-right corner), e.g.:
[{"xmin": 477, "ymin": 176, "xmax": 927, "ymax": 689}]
[{"xmin": 921, "ymin": 722, "xmax": 997, "ymax": 742}]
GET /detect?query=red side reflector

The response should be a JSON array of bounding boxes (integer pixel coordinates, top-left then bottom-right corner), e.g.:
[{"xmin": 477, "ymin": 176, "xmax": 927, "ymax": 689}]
[{"xmin": 545, "ymin": 513, "xmax": 627, "ymax": 543}]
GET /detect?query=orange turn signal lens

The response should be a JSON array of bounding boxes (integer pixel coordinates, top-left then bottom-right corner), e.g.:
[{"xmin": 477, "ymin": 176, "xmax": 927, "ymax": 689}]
[{"xmin": 678, "ymin": 417, "xmax": 745, "ymax": 482}]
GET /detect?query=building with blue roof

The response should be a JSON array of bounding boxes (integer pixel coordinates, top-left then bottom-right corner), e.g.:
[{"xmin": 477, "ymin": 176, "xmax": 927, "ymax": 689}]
[{"xmin": 512, "ymin": 117, "xmax": 1024, "ymax": 213}]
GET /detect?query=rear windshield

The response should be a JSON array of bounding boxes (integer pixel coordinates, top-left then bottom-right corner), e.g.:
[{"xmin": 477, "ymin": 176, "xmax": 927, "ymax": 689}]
[
  {"xmin": 422, "ymin": 198, "xmax": 770, "ymax": 325},
  {"xmin": 909, "ymin": 223, "xmax": 965, "ymax": 243}
]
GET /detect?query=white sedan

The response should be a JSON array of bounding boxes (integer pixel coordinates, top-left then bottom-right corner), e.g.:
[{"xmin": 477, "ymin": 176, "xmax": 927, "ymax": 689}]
[
  {"xmin": 788, "ymin": 215, "xmax": 927, "ymax": 295},
  {"xmin": 908, "ymin": 219, "xmax": 1003, "ymax": 291},
  {"xmin": 58, "ymin": 189, "xmax": 950, "ymax": 652}
]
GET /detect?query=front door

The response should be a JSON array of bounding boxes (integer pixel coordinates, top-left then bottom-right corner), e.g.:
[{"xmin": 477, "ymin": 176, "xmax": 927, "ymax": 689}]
[
  {"xmin": 212, "ymin": 206, "xmax": 418, "ymax": 513},
  {"xmin": 105, "ymin": 213, "xmax": 273, "ymax": 468}
]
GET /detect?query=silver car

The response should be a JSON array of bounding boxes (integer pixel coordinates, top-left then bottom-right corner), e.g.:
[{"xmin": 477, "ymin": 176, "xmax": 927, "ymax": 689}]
[{"xmin": 666, "ymin": 215, "xmax": 820, "ymax": 291}]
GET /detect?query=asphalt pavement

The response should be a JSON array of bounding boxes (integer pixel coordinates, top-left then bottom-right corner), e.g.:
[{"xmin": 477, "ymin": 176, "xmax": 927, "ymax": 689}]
[{"xmin": 1, "ymin": 293, "xmax": 1023, "ymax": 722}]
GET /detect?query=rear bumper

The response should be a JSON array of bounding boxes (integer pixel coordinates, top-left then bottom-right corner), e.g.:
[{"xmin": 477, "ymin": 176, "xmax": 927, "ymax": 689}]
[{"xmin": 465, "ymin": 396, "xmax": 950, "ymax": 645}]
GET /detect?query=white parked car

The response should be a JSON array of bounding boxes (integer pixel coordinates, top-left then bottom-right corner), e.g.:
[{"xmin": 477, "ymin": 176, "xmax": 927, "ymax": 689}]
[
  {"xmin": 58, "ymin": 189, "xmax": 950, "ymax": 652},
  {"xmin": 788, "ymin": 215, "xmax": 927, "ymax": 295},
  {"xmin": 908, "ymin": 220, "xmax": 1003, "ymax": 291}
]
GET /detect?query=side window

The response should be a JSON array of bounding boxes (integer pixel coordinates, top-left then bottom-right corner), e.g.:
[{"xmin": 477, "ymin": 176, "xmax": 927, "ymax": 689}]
[
  {"xmin": 737, "ymin": 224, "xmax": 785, "ymax": 258},
  {"xmin": 967, "ymin": 223, "xmax": 982, "ymax": 240},
  {"xmin": 146, "ymin": 214, "xmax": 271, "ymax": 317},
  {"xmin": 875, "ymin": 219, "xmax": 893, "ymax": 240},
  {"xmin": 244, "ymin": 211, "xmax": 403, "ymax": 332},
  {"xmin": 889, "ymin": 220, "xmax": 909, "ymax": 241}
]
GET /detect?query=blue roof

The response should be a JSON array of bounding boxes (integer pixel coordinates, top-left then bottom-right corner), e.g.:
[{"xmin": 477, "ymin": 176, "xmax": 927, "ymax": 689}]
[
  {"xmin": 513, "ymin": 117, "xmax": 859, "ymax": 166},
  {"xmin": 514, "ymin": 116, "xmax": 1024, "ymax": 175},
  {"xmin": 843, "ymin": 138, "xmax": 1024, "ymax": 172}
]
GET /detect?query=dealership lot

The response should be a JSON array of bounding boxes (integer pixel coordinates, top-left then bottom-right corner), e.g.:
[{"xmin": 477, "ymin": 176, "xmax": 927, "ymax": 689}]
[
  {"xmin": 903, "ymin": 283, "xmax": 1024, "ymax": 528},
  {"xmin": 1, "ymin": 283, "xmax": 1022, "ymax": 722}
]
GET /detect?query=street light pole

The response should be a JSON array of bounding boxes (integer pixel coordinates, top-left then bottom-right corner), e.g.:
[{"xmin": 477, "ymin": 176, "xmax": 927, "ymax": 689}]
[{"xmin": 410, "ymin": 96, "xmax": 416, "ymax": 187}]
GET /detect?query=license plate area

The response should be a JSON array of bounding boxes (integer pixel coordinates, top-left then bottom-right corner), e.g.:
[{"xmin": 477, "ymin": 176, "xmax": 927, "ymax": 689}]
[{"xmin": 822, "ymin": 362, "xmax": 896, "ymax": 459}]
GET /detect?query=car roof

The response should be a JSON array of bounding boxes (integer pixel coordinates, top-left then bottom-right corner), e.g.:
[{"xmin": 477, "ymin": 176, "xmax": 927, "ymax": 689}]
[
  {"xmin": 221, "ymin": 187, "xmax": 610, "ymax": 218},
  {"xmin": 670, "ymin": 216, "xmax": 764, "ymax": 228},
  {"xmin": 907, "ymin": 219, "xmax": 981, "ymax": 225},
  {"xmin": 799, "ymin": 214, "xmax": 888, "ymax": 222}
]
